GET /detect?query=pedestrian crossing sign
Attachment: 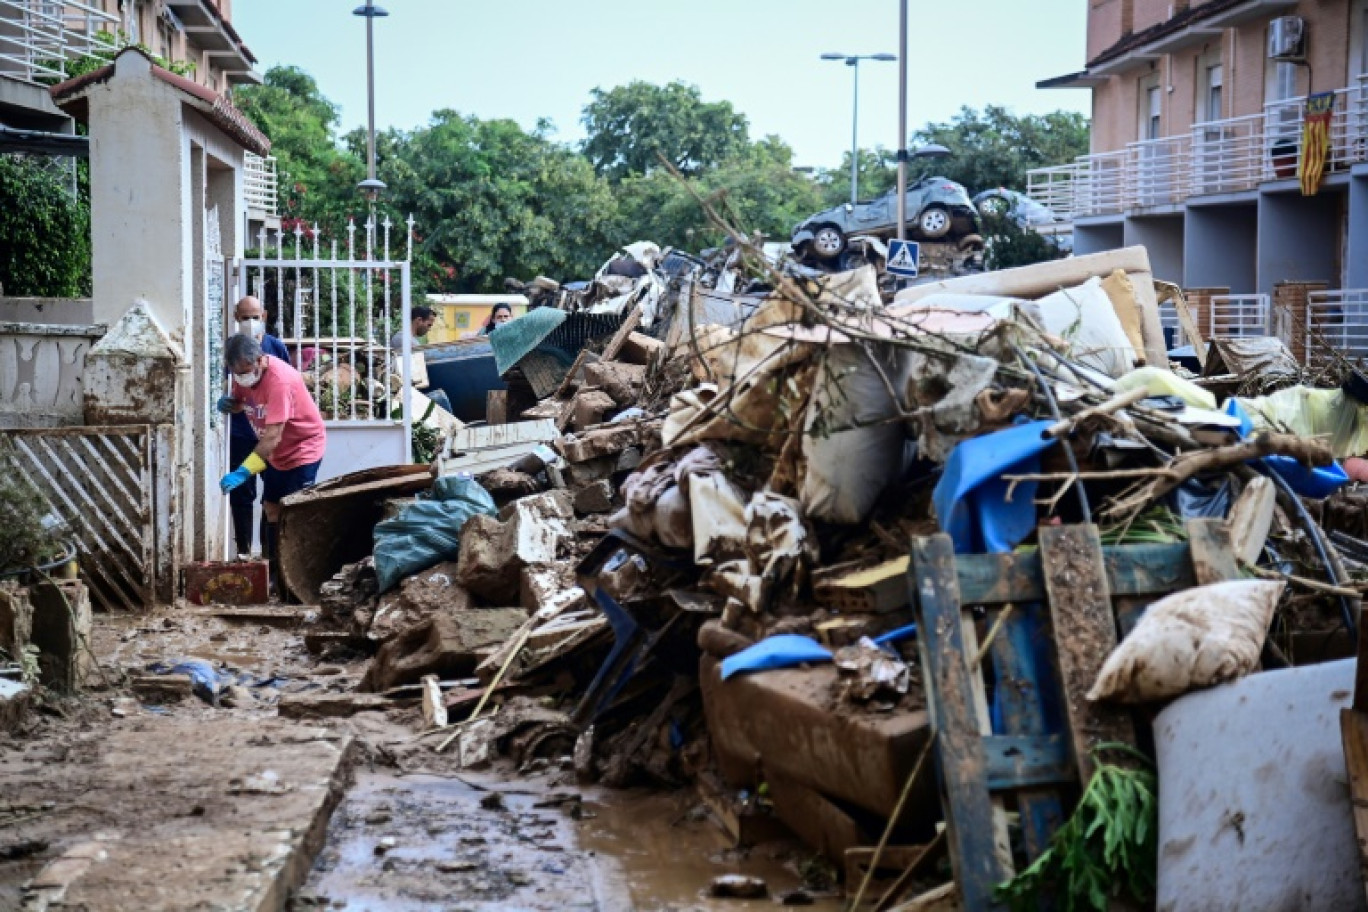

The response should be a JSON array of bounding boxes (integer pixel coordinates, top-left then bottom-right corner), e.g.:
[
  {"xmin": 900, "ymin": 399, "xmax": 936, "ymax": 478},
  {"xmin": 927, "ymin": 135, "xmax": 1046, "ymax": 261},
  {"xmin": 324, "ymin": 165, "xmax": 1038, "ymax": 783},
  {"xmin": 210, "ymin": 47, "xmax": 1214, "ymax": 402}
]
[{"xmin": 886, "ymin": 239, "xmax": 920, "ymax": 278}]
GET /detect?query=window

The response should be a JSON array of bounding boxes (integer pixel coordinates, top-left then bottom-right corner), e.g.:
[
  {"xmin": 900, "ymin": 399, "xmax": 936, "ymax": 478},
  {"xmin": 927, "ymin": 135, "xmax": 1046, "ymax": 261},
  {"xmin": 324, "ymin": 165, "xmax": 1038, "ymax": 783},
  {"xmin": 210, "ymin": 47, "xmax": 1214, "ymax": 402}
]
[
  {"xmin": 1145, "ymin": 84, "xmax": 1162, "ymax": 140},
  {"xmin": 1205, "ymin": 63, "xmax": 1223, "ymax": 122}
]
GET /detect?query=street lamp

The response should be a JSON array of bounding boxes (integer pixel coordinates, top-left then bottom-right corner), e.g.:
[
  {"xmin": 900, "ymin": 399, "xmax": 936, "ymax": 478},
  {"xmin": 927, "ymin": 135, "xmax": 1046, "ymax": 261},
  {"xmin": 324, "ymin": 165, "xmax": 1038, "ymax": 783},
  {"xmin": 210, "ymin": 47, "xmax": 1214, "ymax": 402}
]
[
  {"xmin": 821, "ymin": 51, "xmax": 896, "ymax": 205},
  {"xmin": 353, "ymin": 1, "xmax": 389, "ymax": 202}
]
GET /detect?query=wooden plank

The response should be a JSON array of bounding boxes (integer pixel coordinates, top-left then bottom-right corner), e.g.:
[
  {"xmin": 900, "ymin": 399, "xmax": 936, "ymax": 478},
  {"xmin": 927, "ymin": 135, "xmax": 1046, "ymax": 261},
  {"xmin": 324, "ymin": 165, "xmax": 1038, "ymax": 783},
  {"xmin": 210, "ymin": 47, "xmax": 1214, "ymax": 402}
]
[
  {"xmin": 1185, "ymin": 517, "xmax": 1240, "ymax": 584},
  {"xmin": 988, "ymin": 605, "xmax": 1069, "ymax": 859},
  {"xmin": 958, "ymin": 613, "xmax": 1013, "ymax": 870},
  {"xmin": 982, "ymin": 735, "xmax": 1073, "ymax": 790},
  {"xmin": 485, "ymin": 389, "xmax": 508, "ymax": 425},
  {"xmin": 599, "ymin": 304, "xmax": 642, "ymax": 362},
  {"xmin": 1340, "ymin": 707, "xmax": 1368, "ymax": 907},
  {"xmin": 1038, "ymin": 524, "xmax": 1138, "ymax": 785},
  {"xmin": 908, "ymin": 534, "xmax": 1010, "ymax": 911}
]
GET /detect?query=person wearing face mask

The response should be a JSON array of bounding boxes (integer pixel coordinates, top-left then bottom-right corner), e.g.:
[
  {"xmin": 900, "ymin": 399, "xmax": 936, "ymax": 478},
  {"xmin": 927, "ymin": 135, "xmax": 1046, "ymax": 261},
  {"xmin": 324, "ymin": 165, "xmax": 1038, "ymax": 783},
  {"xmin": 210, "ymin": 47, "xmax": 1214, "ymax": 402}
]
[
  {"xmin": 479, "ymin": 302, "xmax": 514, "ymax": 335},
  {"xmin": 225, "ymin": 296, "xmax": 290, "ymax": 558},
  {"xmin": 218, "ymin": 333, "xmax": 326, "ymax": 595}
]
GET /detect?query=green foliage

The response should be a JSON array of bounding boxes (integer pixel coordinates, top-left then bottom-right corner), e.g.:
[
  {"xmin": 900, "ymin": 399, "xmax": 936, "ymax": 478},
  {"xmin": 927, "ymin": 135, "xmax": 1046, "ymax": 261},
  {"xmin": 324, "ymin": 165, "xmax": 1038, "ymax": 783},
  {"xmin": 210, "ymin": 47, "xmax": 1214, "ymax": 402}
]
[
  {"xmin": 998, "ymin": 745, "xmax": 1159, "ymax": 912},
  {"xmin": 0, "ymin": 464, "xmax": 58, "ymax": 573},
  {"xmin": 0, "ymin": 156, "xmax": 91, "ymax": 297},
  {"xmin": 912, "ymin": 105, "xmax": 1090, "ymax": 193},
  {"xmin": 368, "ymin": 112, "xmax": 620, "ymax": 292},
  {"xmin": 981, "ymin": 213, "xmax": 1068, "ymax": 271},
  {"xmin": 234, "ymin": 67, "xmax": 364, "ymax": 240},
  {"xmin": 816, "ymin": 147, "xmax": 898, "ymax": 207},
  {"xmin": 581, "ymin": 81, "xmax": 750, "ymax": 180},
  {"xmin": 614, "ymin": 136, "xmax": 824, "ymax": 250},
  {"xmin": 47, "ymin": 29, "xmax": 196, "ymax": 83}
]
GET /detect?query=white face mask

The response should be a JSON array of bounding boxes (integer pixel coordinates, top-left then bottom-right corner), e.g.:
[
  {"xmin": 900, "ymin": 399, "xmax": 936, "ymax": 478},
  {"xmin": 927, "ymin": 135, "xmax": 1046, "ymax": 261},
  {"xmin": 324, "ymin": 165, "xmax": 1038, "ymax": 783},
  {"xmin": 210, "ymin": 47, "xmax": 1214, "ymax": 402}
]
[
  {"xmin": 233, "ymin": 368, "xmax": 262, "ymax": 388},
  {"xmin": 236, "ymin": 318, "xmax": 266, "ymax": 341}
]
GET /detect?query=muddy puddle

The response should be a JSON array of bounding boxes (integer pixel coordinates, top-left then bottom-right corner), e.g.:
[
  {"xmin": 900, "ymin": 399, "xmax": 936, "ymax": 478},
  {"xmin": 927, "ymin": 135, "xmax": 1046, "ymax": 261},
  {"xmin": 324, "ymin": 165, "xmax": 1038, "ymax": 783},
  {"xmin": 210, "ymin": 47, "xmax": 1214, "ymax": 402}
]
[{"xmin": 297, "ymin": 770, "xmax": 839, "ymax": 912}]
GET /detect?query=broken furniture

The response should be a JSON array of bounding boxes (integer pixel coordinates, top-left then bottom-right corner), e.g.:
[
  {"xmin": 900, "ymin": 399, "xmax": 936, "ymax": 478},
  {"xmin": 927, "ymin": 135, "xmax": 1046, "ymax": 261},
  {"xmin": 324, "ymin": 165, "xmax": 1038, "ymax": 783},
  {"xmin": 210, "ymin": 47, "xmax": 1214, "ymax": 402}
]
[{"xmin": 902, "ymin": 518, "xmax": 1239, "ymax": 910}]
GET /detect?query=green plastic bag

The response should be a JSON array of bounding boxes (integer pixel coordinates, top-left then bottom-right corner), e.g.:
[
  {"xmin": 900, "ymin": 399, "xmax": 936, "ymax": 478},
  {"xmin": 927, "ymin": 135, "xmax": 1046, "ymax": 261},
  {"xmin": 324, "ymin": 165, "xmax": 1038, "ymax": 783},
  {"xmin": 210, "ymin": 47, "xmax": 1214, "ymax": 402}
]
[{"xmin": 372, "ymin": 475, "xmax": 498, "ymax": 593}]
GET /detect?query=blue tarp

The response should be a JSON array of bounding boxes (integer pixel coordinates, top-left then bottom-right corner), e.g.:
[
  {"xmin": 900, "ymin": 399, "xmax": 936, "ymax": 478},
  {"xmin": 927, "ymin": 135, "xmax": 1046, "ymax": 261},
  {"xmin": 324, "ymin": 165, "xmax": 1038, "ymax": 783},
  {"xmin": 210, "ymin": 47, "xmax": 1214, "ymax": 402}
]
[
  {"xmin": 933, "ymin": 419, "xmax": 1057, "ymax": 554},
  {"xmin": 1223, "ymin": 399, "xmax": 1348, "ymax": 499},
  {"xmin": 720, "ymin": 635, "xmax": 833, "ymax": 680},
  {"xmin": 372, "ymin": 475, "xmax": 499, "ymax": 593}
]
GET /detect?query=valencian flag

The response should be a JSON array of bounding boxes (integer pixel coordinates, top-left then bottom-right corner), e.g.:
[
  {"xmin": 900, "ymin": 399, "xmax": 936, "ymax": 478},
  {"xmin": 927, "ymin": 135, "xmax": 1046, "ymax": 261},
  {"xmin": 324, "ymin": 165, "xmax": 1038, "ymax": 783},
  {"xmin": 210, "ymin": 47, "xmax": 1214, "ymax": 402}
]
[{"xmin": 1299, "ymin": 92, "xmax": 1335, "ymax": 196}]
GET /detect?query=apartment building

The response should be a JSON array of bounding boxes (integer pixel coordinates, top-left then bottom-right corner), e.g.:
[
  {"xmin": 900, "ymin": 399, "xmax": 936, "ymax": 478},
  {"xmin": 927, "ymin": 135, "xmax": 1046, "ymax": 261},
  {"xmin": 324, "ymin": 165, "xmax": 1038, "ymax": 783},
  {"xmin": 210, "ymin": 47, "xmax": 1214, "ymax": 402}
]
[
  {"xmin": 1031, "ymin": 0, "xmax": 1368, "ymax": 356},
  {"xmin": 0, "ymin": 0, "xmax": 274, "ymax": 219}
]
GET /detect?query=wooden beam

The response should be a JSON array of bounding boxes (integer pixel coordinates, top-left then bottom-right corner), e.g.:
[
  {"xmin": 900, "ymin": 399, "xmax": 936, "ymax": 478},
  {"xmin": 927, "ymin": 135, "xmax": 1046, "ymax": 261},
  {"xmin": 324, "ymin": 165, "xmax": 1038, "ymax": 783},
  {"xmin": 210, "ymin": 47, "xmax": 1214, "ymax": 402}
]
[
  {"xmin": 485, "ymin": 389, "xmax": 508, "ymax": 425},
  {"xmin": 908, "ymin": 534, "xmax": 1010, "ymax": 910},
  {"xmin": 1038, "ymin": 524, "xmax": 1138, "ymax": 783}
]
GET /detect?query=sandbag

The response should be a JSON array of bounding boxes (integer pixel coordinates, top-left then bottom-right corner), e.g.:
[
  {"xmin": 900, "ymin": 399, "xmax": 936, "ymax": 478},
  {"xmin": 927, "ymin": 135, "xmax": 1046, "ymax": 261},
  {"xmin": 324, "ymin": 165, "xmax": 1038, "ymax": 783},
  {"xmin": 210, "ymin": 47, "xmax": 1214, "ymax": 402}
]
[
  {"xmin": 1035, "ymin": 277, "xmax": 1140, "ymax": 378},
  {"xmin": 1088, "ymin": 579, "xmax": 1285, "ymax": 703},
  {"xmin": 372, "ymin": 476, "xmax": 498, "ymax": 593}
]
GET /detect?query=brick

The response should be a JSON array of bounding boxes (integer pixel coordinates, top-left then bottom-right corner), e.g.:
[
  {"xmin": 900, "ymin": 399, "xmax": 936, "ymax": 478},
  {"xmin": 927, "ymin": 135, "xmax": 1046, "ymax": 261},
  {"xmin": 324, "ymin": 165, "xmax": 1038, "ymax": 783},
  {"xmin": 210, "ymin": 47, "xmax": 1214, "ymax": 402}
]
[
  {"xmin": 361, "ymin": 607, "xmax": 529, "ymax": 691},
  {"xmin": 29, "ymin": 580, "xmax": 91, "ymax": 692},
  {"xmin": 457, "ymin": 493, "xmax": 573, "ymax": 604},
  {"xmin": 572, "ymin": 479, "xmax": 615, "ymax": 515},
  {"xmin": 583, "ymin": 361, "xmax": 646, "ymax": 406},
  {"xmin": 555, "ymin": 420, "xmax": 660, "ymax": 464},
  {"xmin": 572, "ymin": 389, "xmax": 617, "ymax": 432},
  {"xmin": 618, "ymin": 332, "xmax": 663, "ymax": 366}
]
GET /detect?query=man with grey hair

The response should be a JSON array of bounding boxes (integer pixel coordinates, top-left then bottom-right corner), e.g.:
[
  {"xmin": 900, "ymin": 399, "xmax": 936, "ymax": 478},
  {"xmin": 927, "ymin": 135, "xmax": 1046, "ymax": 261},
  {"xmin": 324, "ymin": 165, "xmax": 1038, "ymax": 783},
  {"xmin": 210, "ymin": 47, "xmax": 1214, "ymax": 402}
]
[
  {"xmin": 227, "ymin": 295, "xmax": 289, "ymax": 557},
  {"xmin": 218, "ymin": 333, "xmax": 326, "ymax": 594}
]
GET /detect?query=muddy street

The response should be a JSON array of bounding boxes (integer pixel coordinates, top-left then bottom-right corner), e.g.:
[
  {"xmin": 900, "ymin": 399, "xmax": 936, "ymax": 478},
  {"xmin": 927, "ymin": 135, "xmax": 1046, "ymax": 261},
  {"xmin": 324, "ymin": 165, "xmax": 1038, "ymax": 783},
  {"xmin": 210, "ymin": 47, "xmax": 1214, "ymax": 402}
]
[{"xmin": 0, "ymin": 608, "xmax": 839, "ymax": 911}]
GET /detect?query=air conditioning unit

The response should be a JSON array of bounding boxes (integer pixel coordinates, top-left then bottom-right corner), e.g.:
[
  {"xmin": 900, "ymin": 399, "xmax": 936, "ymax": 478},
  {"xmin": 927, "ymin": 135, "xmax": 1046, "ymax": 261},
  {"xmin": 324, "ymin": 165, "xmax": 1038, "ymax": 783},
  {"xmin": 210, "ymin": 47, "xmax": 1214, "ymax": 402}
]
[{"xmin": 1268, "ymin": 16, "xmax": 1307, "ymax": 62}]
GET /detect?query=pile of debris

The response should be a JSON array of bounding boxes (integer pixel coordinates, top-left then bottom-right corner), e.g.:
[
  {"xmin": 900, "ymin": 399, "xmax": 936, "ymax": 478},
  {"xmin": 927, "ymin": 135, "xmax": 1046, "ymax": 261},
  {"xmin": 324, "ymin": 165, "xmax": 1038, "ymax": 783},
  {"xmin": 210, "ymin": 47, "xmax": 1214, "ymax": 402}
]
[{"xmin": 281, "ymin": 239, "xmax": 1368, "ymax": 910}]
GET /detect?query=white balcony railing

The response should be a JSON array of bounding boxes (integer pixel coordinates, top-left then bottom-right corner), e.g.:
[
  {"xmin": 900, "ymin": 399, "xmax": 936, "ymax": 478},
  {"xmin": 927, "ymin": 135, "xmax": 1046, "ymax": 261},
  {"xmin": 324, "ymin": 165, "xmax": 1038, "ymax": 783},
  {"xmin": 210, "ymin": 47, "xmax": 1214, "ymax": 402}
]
[
  {"xmin": 0, "ymin": 0, "xmax": 118, "ymax": 86},
  {"xmin": 1306, "ymin": 289, "xmax": 1368, "ymax": 367},
  {"xmin": 1027, "ymin": 79, "xmax": 1368, "ymax": 220},
  {"xmin": 1210, "ymin": 294, "xmax": 1272, "ymax": 339},
  {"xmin": 1128, "ymin": 135, "xmax": 1190, "ymax": 208},
  {"xmin": 244, "ymin": 152, "xmax": 278, "ymax": 218}
]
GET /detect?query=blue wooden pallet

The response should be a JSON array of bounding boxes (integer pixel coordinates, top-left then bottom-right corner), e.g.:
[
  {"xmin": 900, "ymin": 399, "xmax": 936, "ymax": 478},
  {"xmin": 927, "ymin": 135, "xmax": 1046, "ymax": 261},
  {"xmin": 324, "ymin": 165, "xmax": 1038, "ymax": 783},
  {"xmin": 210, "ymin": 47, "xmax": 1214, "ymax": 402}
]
[{"xmin": 906, "ymin": 518, "xmax": 1238, "ymax": 911}]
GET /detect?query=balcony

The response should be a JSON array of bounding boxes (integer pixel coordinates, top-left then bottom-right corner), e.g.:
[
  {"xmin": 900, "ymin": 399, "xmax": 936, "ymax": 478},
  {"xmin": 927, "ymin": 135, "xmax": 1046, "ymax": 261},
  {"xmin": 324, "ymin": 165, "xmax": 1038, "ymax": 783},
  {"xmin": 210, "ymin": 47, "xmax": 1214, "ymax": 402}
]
[
  {"xmin": 1028, "ymin": 77, "xmax": 1368, "ymax": 221},
  {"xmin": 244, "ymin": 151, "xmax": 277, "ymax": 219},
  {"xmin": 0, "ymin": 0, "xmax": 117, "ymax": 86}
]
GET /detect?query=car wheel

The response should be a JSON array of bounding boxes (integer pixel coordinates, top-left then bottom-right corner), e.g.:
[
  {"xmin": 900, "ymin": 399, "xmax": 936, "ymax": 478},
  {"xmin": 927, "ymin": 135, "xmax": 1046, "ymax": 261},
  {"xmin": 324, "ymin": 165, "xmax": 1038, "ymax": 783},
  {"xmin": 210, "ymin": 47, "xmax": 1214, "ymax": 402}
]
[
  {"xmin": 810, "ymin": 224, "xmax": 847, "ymax": 260},
  {"xmin": 917, "ymin": 205, "xmax": 952, "ymax": 239},
  {"xmin": 977, "ymin": 195, "xmax": 1010, "ymax": 217}
]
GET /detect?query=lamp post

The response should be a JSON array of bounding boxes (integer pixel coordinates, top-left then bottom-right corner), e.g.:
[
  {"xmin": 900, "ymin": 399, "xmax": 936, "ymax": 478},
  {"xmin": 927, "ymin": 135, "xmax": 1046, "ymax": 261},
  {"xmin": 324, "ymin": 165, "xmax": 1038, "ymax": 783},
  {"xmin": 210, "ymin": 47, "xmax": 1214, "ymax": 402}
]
[
  {"xmin": 353, "ymin": 0, "xmax": 388, "ymax": 202},
  {"xmin": 821, "ymin": 51, "xmax": 896, "ymax": 205},
  {"xmin": 896, "ymin": 0, "xmax": 909, "ymax": 241}
]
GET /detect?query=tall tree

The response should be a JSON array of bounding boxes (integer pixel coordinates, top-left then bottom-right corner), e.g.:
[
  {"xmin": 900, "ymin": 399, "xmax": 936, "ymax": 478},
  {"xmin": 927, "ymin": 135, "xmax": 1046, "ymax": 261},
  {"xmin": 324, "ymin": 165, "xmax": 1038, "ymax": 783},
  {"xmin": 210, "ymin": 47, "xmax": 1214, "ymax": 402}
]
[
  {"xmin": 911, "ymin": 105, "xmax": 1089, "ymax": 193},
  {"xmin": 372, "ymin": 112, "xmax": 620, "ymax": 292},
  {"xmin": 613, "ymin": 136, "xmax": 824, "ymax": 250},
  {"xmin": 581, "ymin": 81, "xmax": 750, "ymax": 181},
  {"xmin": 233, "ymin": 66, "xmax": 364, "ymax": 241}
]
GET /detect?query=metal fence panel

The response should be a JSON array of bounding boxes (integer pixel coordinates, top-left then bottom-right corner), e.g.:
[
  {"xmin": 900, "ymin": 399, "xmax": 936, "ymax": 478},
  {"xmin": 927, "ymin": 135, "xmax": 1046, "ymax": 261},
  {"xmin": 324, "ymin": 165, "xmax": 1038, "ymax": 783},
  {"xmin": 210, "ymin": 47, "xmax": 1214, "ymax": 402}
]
[{"xmin": 1, "ymin": 425, "xmax": 155, "ymax": 611}]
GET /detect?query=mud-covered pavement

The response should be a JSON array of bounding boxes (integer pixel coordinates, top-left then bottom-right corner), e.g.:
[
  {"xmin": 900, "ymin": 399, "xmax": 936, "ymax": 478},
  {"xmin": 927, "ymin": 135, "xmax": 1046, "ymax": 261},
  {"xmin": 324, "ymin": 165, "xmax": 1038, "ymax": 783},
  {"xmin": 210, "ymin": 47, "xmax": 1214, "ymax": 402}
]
[{"xmin": 1, "ymin": 607, "xmax": 840, "ymax": 911}]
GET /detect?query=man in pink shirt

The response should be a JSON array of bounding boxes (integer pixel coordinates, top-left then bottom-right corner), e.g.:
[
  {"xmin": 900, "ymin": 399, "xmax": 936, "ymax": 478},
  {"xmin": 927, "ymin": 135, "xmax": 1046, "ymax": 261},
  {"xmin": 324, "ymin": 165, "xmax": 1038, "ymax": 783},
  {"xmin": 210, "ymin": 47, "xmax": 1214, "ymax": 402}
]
[{"xmin": 219, "ymin": 333, "xmax": 327, "ymax": 593}]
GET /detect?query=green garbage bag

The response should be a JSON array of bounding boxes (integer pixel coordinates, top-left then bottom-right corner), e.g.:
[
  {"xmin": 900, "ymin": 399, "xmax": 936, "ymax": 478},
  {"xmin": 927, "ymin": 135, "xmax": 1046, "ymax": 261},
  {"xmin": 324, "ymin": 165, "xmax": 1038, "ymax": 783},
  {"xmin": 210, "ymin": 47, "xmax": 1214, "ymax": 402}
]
[{"xmin": 372, "ymin": 475, "xmax": 498, "ymax": 593}]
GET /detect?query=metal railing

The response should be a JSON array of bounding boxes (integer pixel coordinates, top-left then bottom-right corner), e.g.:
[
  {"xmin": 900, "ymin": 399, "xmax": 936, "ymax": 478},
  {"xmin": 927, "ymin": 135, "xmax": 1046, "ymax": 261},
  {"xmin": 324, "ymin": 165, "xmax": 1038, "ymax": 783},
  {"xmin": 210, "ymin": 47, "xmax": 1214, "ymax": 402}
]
[
  {"xmin": 1027, "ymin": 80, "xmax": 1368, "ymax": 219},
  {"xmin": 1306, "ymin": 289, "xmax": 1368, "ymax": 366},
  {"xmin": 1127, "ymin": 135, "xmax": 1189, "ymax": 208},
  {"xmin": 243, "ymin": 152, "xmax": 278, "ymax": 217},
  {"xmin": 1189, "ymin": 113, "xmax": 1265, "ymax": 196},
  {"xmin": 0, "ymin": 0, "xmax": 117, "ymax": 85},
  {"xmin": 1209, "ymin": 294, "xmax": 1271, "ymax": 339}
]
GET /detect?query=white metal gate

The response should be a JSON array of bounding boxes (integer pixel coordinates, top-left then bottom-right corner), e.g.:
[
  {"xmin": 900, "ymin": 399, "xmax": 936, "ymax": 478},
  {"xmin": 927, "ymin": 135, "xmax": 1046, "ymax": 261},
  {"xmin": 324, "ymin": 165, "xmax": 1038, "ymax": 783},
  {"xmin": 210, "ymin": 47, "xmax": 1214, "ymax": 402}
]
[{"xmin": 231, "ymin": 216, "xmax": 413, "ymax": 482}]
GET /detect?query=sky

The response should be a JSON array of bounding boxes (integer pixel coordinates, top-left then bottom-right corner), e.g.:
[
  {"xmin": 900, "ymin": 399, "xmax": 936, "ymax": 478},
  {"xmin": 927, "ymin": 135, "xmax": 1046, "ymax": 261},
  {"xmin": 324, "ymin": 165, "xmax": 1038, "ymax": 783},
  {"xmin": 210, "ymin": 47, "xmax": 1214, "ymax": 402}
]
[{"xmin": 232, "ymin": 0, "xmax": 1091, "ymax": 169}]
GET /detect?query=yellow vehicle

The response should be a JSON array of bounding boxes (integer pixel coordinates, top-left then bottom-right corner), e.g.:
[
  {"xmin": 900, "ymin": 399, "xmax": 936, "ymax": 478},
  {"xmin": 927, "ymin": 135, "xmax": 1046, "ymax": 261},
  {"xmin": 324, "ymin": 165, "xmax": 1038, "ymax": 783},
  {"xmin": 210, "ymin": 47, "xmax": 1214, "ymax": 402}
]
[{"xmin": 424, "ymin": 294, "xmax": 529, "ymax": 343}]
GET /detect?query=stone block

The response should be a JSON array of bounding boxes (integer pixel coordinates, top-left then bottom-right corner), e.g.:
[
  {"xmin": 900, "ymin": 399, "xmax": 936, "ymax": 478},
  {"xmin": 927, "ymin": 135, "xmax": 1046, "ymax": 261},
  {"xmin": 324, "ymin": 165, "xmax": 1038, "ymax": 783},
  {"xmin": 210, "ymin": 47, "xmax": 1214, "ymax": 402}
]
[
  {"xmin": 0, "ymin": 581, "xmax": 33, "ymax": 661},
  {"xmin": 519, "ymin": 562, "xmax": 577, "ymax": 613},
  {"xmin": 583, "ymin": 361, "xmax": 646, "ymax": 406},
  {"xmin": 458, "ymin": 493, "xmax": 573, "ymax": 604},
  {"xmin": 29, "ymin": 580, "xmax": 91, "ymax": 692},
  {"xmin": 277, "ymin": 692, "xmax": 396, "ymax": 719},
  {"xmin": 572, "ymin": 389, "xmax": 617, "ymax": 432},
  {"xmin": 619, "ymin": 331, "xmax": 664, "ymax": 366},
  {"xmin": 369, "ymin": 561, "xmax": 471, "ymax": 643},
  {"xmin": 361, "ymin": 607, "xmax": 529, "ymax": 692},
  {"xmin": 130, "ymin": 673, "xmax": 194, "ymax": 704},
  {"xmin": 572, "ymin": 479, "xmax": 615, "ymax": 515},
  {"xmin": 566, "ymin": 457, "xmax": 616, "ymax": 487},
  {"xmin": 698, "ymin": 656, "xmax": 934, "ymax": 823},
  {"xmin": 556, "ymin": 420, "xmax": 660, "ymax": 464}
]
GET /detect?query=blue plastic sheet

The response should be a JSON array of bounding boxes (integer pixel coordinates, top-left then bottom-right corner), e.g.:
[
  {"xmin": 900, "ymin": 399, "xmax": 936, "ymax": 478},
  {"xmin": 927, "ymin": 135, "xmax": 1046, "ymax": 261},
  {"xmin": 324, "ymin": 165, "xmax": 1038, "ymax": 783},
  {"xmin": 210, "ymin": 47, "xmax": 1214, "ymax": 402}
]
[
  {"xmin": 933, "ymin": 420, "xmax": 1057, "ymax": 554},
  {"xmin": 720, "ymin": 635, "xmax": 833, "ymax": 680},
  {"xmin": 1223, "ymin": 399, "xmax": 1348, "ymax": 498}
]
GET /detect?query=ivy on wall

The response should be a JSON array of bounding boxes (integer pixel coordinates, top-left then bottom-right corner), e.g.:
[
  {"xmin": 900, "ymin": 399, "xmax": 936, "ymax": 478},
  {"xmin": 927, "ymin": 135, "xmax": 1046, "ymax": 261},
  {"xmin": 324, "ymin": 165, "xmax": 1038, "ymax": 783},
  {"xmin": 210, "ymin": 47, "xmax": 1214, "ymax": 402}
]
[{"xmin": 0, "ymin": 156, "xmax": 92, "ymax": 298}]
